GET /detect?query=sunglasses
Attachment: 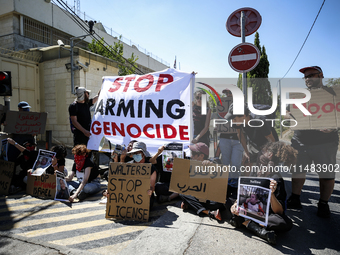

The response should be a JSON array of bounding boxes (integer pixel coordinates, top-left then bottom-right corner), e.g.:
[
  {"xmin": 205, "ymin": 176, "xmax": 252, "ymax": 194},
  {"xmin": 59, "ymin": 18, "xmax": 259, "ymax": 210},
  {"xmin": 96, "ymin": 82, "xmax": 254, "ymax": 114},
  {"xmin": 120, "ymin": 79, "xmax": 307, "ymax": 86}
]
[
  {"xmin": 195, "ymin": 96, "xmax": 202, "ymax": 100},
  {"xmin": 303, "ymin": 73, "xmax": 320, "ymax": 79}
]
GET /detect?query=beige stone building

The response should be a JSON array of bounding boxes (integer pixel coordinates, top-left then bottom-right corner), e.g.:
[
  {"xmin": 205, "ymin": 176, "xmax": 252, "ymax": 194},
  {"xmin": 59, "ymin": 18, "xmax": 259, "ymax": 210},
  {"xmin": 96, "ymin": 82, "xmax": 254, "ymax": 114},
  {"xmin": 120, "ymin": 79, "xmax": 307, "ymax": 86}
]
[
  {"xmin": 0, "ymin": 0, "xmax": 169, "ymax": 146},
  {"xmin": 0, "ymin": 45, "xmax": 119, "ymax": 146}
]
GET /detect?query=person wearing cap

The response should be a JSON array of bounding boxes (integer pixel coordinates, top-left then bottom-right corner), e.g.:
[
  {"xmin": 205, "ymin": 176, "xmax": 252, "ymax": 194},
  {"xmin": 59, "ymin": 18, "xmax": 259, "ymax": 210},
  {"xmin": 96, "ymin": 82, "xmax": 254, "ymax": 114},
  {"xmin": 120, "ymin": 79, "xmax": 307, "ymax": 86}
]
[
  {"xmin": 125, "ymin": 142, "xmax": 158, "ymax": 208},
  {"xmin": 225, "ymin": 103, "xmax": 278, "ymax": 166},
  {"xmin": 219, "ymin": 88, "xmax": 243, "ymax": 195},
  {"xmin": 6, "ymin": 101, "xmax": 36, "ymax": 162},
  {"xmin": 179, "ymin": 142, "xmax": 224, "ymax": 222},
  {"xmin": 68, "ymin": 86, "xmax": 100, "ymax": 146},
  {"xmin": 6, "ymin": 137, "xmax": 38, "ymax": 193},
  {"xmin": 286, "ymin": 66, "xmax": 338, "ymax": 218},
  {"xmin": 18, "ymin": 101, "xmax": 31, "ymax": 111}
]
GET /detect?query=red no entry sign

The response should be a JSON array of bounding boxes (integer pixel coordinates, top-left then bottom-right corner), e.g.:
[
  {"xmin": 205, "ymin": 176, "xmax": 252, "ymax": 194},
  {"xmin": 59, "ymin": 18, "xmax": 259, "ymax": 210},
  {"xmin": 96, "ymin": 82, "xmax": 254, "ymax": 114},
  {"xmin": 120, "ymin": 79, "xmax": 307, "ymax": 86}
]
[{"xmin": 228, "ymin": 42, "xmax": 260, "ymax": 73}]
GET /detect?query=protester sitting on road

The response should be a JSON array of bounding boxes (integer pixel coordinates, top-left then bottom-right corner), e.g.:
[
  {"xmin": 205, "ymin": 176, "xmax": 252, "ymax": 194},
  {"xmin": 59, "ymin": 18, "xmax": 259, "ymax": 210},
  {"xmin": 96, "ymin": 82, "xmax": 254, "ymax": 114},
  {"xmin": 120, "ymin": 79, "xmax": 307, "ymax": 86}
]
[
  {"xmin": 46, "ymin": 145, "xmax": 68, "ymax": 177},
  {"xmin": 112, "ymin": 140, "xmax": 138, "ymax": 163},
  {"xmin": 6, "ymin": 137, "xmax": 38, "ymax": 193},
  {"xmin": 229, "ymin": 141, "xmax": 296, "ymax": 245},
  {"xmin": 180, "ymin": 143, "xmax": 224, "ymax": 222},
  {"xmin": 102, "ymin": 142, "xmax": 158, "ymax": 207},
  {"xmin": 66, "ymin": 144, "xmax": 101, "ymax": 202},
  {"xmin": 153, "ymin": 145, "xmax": 179, "ymax": 203},
  {"xmin": 126, "ymin": 142, "xmax": 158, "ymax": 209}
]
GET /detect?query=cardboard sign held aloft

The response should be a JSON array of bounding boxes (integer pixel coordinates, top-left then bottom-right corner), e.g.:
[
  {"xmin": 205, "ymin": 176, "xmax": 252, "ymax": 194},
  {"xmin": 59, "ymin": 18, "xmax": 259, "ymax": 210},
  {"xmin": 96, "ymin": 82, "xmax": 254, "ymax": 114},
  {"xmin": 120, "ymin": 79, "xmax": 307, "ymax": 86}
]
[
  {"xmin": 26, "ymin": 174, "xmax": 56, "ymax": 199},
  {"xmin": 169, "ymin": 158, "xmax": 229, "ymax": 203},
  {"xmin": 215, "ymin": 97, "xmax": 237, "ymax": 134},
  {"xmin": 106, "ymin": 163, "xmax": 151, "ymax": 222},
  {"xmin": 0, "ymin": 160, "xmax": 15, "ymax": 195},
  {"xmin": 4, "ymin": 111, "xmax": 47, "ymax": 134},
  {"xmin": 290, "ymin": 86, "xmax": 340, "ymax": 130}
]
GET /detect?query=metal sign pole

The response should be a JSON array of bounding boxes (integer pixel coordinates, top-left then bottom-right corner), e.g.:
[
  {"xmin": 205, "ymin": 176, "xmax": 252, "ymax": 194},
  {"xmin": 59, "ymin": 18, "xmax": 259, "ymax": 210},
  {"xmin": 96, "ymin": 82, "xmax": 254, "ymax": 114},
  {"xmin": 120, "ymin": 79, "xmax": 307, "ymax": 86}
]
[{"xmin": 241, "ymin": 11, "xmax": 247, "ymax": 101}]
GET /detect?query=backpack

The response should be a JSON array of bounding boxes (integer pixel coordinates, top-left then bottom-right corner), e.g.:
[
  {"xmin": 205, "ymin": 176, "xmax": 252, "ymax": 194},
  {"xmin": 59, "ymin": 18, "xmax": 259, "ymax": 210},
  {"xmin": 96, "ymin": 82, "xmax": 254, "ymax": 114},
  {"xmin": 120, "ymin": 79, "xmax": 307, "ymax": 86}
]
[{"xmin": 69, "ymin": 102, "xmax": 78, "ymax": 133}]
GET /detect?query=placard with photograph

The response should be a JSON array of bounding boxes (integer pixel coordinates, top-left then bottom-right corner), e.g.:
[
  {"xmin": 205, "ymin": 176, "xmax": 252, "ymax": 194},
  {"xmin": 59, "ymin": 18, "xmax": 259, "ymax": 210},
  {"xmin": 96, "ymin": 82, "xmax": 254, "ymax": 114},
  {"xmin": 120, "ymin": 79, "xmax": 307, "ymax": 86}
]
[
  {"xmin": 31, "ymin": 149, "xmax": 56, "ymax": 176},
  {"xmin": 237, "ymin": 177, "xmax": 272, "ymax": 226}
]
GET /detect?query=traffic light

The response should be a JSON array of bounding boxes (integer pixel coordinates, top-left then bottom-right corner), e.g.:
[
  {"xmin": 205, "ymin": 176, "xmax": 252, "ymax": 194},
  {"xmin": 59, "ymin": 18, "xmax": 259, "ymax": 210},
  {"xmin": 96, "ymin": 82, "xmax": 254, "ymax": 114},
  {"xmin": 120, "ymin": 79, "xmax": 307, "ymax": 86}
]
[{"xmin": 0, "ymin": 71, "xmax": 12, "ymax": 96}]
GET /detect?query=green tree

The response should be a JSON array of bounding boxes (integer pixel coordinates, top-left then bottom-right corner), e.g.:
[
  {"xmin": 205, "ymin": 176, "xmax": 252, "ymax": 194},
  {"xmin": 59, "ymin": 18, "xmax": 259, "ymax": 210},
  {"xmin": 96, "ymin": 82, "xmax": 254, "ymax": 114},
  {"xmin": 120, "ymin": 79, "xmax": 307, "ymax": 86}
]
[
  {"xmin": 325, "ymin": 78, "xmax": 340, "ymax": 87},
  {"xmin": 88, "ymin": 36, "xmax": 139, "ymax": 75},
  {"xmin": 237, "ymin": 32, "xmax": 272, "ymax": 105}
]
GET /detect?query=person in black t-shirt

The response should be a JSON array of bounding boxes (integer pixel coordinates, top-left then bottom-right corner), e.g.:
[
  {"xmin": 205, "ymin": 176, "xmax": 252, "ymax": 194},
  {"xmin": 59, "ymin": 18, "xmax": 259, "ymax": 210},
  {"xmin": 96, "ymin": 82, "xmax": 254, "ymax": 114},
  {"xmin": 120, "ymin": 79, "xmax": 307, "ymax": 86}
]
[
  {"xmin": 66, "ymin": 144, "xmax": 100, "ymax": 202},
  {"xmin": 68, "ymin": 87, "xmax": 100, "ymax": 146},
  {"xmin": 225, "ymin": 103, "xmax": 278, "ymax": 165},
  {"xmin": 153, "ymin": 145, "xmax": 179, "ymax": 203},
  {"xmin": 286, "ymin": 66, "xmax": 339, "ymax": 218}
]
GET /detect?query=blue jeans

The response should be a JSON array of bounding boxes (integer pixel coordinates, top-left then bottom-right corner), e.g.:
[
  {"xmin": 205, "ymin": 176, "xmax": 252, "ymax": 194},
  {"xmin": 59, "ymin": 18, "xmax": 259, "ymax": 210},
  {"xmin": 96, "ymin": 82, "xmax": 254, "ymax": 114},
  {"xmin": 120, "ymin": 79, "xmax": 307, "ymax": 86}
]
[
  {"xmin": 219, "ymin": 138, "xmax": 244, "ymax": 186},
  {"xmin": 67, "ymin": 180, "xmax": 101, "ymax": 197}
]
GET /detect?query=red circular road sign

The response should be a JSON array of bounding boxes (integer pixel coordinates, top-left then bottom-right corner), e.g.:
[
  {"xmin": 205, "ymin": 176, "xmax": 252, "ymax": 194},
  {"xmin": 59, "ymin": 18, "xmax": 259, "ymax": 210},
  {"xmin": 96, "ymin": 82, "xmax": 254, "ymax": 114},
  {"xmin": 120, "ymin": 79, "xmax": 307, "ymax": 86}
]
[
  {"xmin": 226, "ymin": 7, "xmax": 262, "ymax": 37},
  {"xmin": 228, "ymin": 42, "xmax": 260, "ymax": 73}
]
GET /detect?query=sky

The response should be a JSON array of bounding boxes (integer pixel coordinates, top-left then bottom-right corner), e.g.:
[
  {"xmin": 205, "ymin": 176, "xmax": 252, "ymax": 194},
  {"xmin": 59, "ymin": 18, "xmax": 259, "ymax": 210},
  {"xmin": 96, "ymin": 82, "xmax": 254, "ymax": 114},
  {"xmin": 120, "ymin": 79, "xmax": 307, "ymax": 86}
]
[{"xmin": 78, "ymin": 0, "xmax": 339, "ymax": 80}]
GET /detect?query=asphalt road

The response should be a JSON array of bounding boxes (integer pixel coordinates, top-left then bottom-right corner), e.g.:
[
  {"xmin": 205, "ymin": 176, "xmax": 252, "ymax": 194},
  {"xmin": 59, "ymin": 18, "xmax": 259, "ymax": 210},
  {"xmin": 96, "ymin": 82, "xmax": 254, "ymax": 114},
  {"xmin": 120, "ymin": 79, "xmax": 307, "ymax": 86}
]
[{"xmin": 0, "ymin": 144, "xmax": 339, "ymax": 254}]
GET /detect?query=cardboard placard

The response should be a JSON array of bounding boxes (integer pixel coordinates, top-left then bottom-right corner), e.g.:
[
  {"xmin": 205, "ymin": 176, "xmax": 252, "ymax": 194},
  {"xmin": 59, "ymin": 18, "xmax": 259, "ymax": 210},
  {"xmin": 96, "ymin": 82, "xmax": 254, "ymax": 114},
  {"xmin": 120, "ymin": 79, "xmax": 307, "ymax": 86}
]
[
  {"xmin": 290, "ymin": 86, "xmax": 340, "ymax": 130},
  {"xmin": 4, "ymin": 111, "xmax": 47, "ymax": 134},
  {"xmin": 106, "ymin": 163, "xmax": 151, "ymax": 222},
  {"xmin": 0, "ymin": 160, "xmax": 15, "ymax": 195},
  {"xmin": 169, "ymin": 158, "xmax": 229, "ymax": 203},
  {"xmin": 215, "ymin": 97, "xmax": 237, "ymax": 134},
  {"xmin": 26, "ymin": 174, "xmax": 56, "ymax": 199}
]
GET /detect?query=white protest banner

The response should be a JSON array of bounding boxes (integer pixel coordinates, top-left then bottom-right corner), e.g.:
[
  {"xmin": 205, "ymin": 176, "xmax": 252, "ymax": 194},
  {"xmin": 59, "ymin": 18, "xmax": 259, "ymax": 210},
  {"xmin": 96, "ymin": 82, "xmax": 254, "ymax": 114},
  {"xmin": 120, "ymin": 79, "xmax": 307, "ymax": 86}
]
[{"xmin": 87, "ymin": 68, "xmax": 193, "ymax": 154}]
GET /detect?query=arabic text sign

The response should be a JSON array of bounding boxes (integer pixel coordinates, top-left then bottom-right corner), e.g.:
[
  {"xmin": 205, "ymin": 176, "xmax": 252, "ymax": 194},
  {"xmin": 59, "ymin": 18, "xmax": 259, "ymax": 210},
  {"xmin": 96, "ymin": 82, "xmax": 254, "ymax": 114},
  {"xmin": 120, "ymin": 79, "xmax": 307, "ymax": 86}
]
[
  {"xmin": 106, "ymin": 163, "xmax": 151, "ymax": 222},
  {"xmin": 4, "ymin": 111, "xmax": 47, "ymax": 134},
  {"xmin": 169, "ymin": 158, "xmax": 229, "ymax": 203},
  {"xmin": 26, "ymin": 174, "xmax": 56, "ymax": 199},
  {"xmin": 0, "ymin": 160, "xmax": 15, "ymax": 195},
  {"xmin": 290, "ymin": 86, "xmax": 340, "ymax": 130}
]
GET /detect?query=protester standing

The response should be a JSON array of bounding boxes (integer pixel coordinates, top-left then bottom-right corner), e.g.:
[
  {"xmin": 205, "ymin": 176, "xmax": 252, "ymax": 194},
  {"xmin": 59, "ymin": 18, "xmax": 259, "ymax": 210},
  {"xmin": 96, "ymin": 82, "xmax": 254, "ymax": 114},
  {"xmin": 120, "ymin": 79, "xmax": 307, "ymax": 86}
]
[
  {"xmin": 225, "ymin": 103, "xmax": 278, "ymax": 165},
  {"xmin": 69, "ymin": 87, "xmax": 100, "ymax": 146},
  {"xmin": 192, "ymin": 90, "xmax": 211, "ymax": 148},
  {"xmin": 287, "ymin": 66, "xmax": 338, "ymax": 218},
  {"xmin": 219, "ymin": 88, "xmax": 243, "ymax": 192}
]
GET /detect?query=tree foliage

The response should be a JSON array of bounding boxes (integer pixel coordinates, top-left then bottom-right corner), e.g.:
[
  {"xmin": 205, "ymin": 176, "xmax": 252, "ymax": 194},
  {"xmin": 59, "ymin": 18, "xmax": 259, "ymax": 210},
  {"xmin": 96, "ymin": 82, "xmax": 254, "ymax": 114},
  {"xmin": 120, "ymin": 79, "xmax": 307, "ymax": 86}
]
[
  {"xmin": 88, "ymin": 36, "xmax": 139, "ymax": 76},
  {"xmin": 237, "ymin": 32, "xmax": 272, "ymax": 105},
  {"xmin": 325, "ymin": 78, "xmax": 340, "ymax": 87}
]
